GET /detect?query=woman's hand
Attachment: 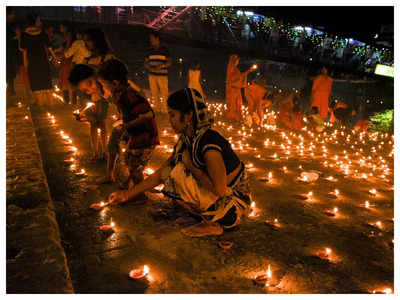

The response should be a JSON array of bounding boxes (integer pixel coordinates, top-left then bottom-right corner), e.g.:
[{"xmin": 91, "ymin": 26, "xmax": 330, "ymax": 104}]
[{"xmin": 108, "ymin": 190, "xmax": 128, "ymax": 205}]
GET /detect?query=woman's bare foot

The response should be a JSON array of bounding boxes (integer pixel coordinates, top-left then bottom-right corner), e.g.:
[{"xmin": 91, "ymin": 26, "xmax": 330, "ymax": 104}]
[{"xmin": 181, "ymin": 221, "xmax": 223, "ymax": 237}]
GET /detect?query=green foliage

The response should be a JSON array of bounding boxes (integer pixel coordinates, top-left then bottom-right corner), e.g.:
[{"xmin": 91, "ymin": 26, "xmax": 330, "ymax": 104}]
[{"xmin": 369, "ymin": 109, "xmax": 394, "ymax": 133}]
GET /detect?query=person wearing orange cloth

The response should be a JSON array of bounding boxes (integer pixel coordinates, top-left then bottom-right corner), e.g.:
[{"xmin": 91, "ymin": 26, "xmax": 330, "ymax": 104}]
[
  {"xmin": 310, "ymin": 66, "xmax": 333, "ymax": 119},
  {"xmin": 225, "ymin": 54, "xmax": 257, "ymax": 121},
  {"xmin": 244, "ymin": 78, "xmax": 273, "ymax": 125},
  {"xmin": 277, "ymin": 94, "xmax": 304, "ymax": 131}
]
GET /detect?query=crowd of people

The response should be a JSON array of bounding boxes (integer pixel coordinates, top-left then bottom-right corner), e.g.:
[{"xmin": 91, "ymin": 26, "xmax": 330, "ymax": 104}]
[
  {"xmin": 6, "ymin": 8, "xmax": 372, "ymax": 238},
  {"xmin": 193, "ymin": 7, "xmax": 393, "ymax": 75},
  {"xmin": 225, "ymin": 54, "xmax": 371, "ymax": 133}
]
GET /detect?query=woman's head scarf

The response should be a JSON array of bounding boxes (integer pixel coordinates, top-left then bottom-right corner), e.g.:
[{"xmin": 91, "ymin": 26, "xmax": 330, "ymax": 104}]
[
  {"xmin": 183, "ymin": 88, "xmax": 211, "ymax": 131},
  {"xmin": 226, "ymin": 54, "xmax": 239, "ymax": 79}
]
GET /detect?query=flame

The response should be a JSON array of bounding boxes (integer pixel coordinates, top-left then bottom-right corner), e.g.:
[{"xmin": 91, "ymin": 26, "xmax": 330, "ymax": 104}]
[
  {"xmin": 333, "ymin": 207, "xmax": 338, "ymax": 214},
  {"xmin": 325, "ymin": 248, "xmax": 332, "ymax": 255},
  {"xmin": 144, "ymin": 168, "xmax": 155, "ymax": 175},
  {"xmin": 143, "ymin": 265, "xmax": 149, "ymax": 275},
  {"xmin": 85, "ymin": 102, "xmax": 94, "ymax": 109},
  {"xmin": 383, "ymin": 288, "xmax": 393, "ymax": 294},
  {"xmin": 267, "ymin": 264, "xmax": 272, "ymax": 278},
  {"xmin": 365, "ymin": 201, "xmax": 370, "ymax": 208},
  {"xmin": 110, "ymin": 221, "xmax": 115, "ymax": 227},
  {"xmin": 100, "ymin": 201, "xmax": 105, "ymax": 207}
]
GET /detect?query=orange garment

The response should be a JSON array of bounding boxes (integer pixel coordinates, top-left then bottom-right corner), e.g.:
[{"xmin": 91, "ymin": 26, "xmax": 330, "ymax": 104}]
[
  {"xmin": 278, "ymin": 101, "xmax": 304, "ymax": 131},
  {"xmin": 310, "ymin": 74, "xmax": 333, "ymax": 119},
  {"xmin": 245, "ymin": 84, "xmax": 271, "ymax": 122},
  {"xmin": 188, "ymin": 69, "xmax": 205, "ymax": 100},
  {"xmin": 226, "ymin": 55, "xmax": 246, "ymax": 121},
  {"xmin": 354, "ymin": 119, "xmax": 369, "ymax": 132}
]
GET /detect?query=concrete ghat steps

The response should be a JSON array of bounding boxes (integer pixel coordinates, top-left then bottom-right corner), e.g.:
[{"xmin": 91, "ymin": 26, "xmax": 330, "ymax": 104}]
[{"xmin": 6, "ymin": 104, "xmax": 74, "ymax": 293}]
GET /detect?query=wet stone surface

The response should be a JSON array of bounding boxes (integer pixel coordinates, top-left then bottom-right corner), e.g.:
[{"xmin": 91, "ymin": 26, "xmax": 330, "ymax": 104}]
[
  {"xmin": 6, "ymin": 104, "xmax": 73, "ymax": 293},
  {"xmin": 20, "ymin": 101, "xmax": 393, "ymax": 293}
]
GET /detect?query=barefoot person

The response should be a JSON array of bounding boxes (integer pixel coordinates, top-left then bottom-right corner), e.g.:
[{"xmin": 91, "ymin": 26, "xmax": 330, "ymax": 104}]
[
  {"xmin": 310, "ymin": 66, "xmax": 333, "ymax": 120},
  {"xmin": 97, "ymin": 59, "xmax": 159, "ymax": 188},
  {"xmin": 188, "ymin": 60, "xmax": 205, "ymax": 100},
  {"xmin": 244, "ymin": 78, "xmax": 273, "ymax": 126},
  {"xmin": 108, "ymin": 88, "xmax": 251, "ymax": 237},
  {"xmin": 225, "ymin": 54, "xmax": 256, "ymax": 121}
]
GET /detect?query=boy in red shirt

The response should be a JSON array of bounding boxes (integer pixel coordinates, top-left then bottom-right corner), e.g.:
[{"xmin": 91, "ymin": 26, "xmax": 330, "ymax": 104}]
[{"xmin": 98, "ymin": 59, "xmax": 159, "ymax": 186}]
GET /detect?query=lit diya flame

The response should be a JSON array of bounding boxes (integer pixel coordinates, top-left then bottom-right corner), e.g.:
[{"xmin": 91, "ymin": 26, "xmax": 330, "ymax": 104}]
[
  {"xmin": 260, "ymin": 171, "xmax": 273, "ymax": 182},
  {"xmin": 129, "ymin": 265, "xmax": 150, "ymax": 279},
  {"xmin": 77, "ymin": 168, "xmax": 86, "ymax": 175},
  {"xmin": 372, "ymin": 288, "xmax": 393, "ymax": 294},
  {"xmin": 254, "ymin": 264, "xmax": 273, "ymax": 287},
  {"xmin": 369, "ymin": 189, "xmax": 377, "ymax": 196},
  {"xmin": 317, "ymin": 248, "xmax": 332, "ymax": 259},
  {"xmin": 325, "ymin": 176, "xmax": 338, "ymax": 182},
  {"xmin": 325, "ymin": 207, "xmax": 339, "ymax": 217},
  {"xmin": 82, "ymin": 102, "xmax": 95, "ymax": 112},
  {"xmin": 90, "ymin": 201, "xmax": 109, "ymax": 211},
  {"xmin": 264, "ymin": 218, "xmax": 280, "ymax": 230},
  {"xmin": 100, "ymin": 220, "xmax": 115, "ymax": 232},
  {"xmin": 24, "ymin": 115, "xmax": 29, "ymax": 120},
  {"xmin": 248, "ymin": 202, "xmax": 257, "ymax": 217},
  {"xmin": 375, "ymin": 221, "xmax": 383, "ymax": 229},
  {"xmin": 364, "ymin": 201, "xmax": 370, "ymax": 209},
  {"xmin": 252, "ymin": 64, "xmax": 258, "ymax": 69},
  {"xmin": 144, "ymin": 167, "xmax": 155, "ymax": 176},
  {"xmin": 328, "ymin": 189, "xmax": 339, "ymax": 198}
]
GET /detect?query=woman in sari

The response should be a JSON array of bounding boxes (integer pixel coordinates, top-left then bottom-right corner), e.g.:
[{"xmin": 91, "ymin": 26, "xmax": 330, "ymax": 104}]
[
  {"xmin": 225, "ymin": 54, "xmax": 256, "ymax": 121},
  {"xmin": 109, "ymin": 88, "xmax": 251, "ymax": 237}
]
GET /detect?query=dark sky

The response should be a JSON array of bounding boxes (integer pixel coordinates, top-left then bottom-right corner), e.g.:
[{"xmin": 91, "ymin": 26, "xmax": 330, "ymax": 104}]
[{"xmin": 251, "ymin": 6, "xmax": 394, "ymax": 42}]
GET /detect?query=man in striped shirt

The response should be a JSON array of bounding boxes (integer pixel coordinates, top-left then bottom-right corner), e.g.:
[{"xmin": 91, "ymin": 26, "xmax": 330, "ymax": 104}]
[{"xmin": 144, "ymin": 33, "xmax": 172, "ymax": 113}]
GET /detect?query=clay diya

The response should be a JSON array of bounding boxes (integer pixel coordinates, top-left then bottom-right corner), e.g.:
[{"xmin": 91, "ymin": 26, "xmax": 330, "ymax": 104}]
[
  {"xmin": 218, "ymin": 241, "xmax": 233, "ymax": 250},
  {"xmin": 129, "ymin": 265, "xmax": 149, "ymax": 279},
  {"xmin": 90, "ymin": 201, "xmax": 109, "ymax": 211}
]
